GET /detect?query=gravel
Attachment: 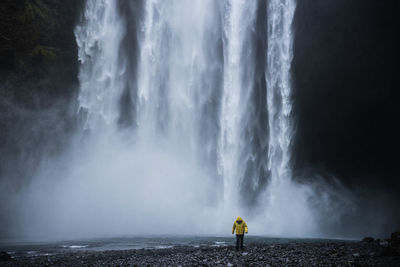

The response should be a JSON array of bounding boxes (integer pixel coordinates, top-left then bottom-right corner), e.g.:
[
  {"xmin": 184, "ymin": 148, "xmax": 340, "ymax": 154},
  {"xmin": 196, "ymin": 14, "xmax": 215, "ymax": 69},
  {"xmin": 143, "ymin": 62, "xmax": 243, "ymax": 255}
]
[{"xmin": 1, "ymin": 240, "xmax": 400, "ymax": 266}]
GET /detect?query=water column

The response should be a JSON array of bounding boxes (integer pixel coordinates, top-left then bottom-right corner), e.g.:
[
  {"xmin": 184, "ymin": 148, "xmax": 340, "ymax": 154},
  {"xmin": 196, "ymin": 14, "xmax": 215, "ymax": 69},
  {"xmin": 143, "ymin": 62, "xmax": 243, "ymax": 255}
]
[
  {"xmin": 219, "ymin": 0, "xmax": 257, "ymax": 209},
  {"xmin": 136, "ymin": 0, "xmax": 222, "ymax": 148},
  {"xmin": 266, "ymin": 0, "xmax": 296, "ymax": 187},
  {"xmin": 75, "ymin": 0, "xmax": 126, "ymax": 130},
  {"xmin": 262, "ymin": 0, "xmax": 316, "ymax": 235}
]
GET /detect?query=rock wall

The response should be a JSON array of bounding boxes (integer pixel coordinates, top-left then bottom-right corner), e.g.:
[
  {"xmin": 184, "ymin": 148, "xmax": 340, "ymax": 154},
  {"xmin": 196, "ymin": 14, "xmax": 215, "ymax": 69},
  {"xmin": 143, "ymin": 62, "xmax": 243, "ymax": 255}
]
[
  {"xmin": 0, "ymin": 0, "xmax": 82, "ymax": 105},
  {"xmin": 292, "ymin": 0, "xmax": 399, "ymax": 189}
]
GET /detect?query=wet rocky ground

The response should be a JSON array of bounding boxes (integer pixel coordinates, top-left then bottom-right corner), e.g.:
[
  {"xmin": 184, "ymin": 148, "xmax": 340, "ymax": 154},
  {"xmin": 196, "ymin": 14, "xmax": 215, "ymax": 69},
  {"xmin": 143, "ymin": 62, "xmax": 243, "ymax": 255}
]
[{"xmin": 1, "ymin": 236, "xmax": 400, "ymax": 266}]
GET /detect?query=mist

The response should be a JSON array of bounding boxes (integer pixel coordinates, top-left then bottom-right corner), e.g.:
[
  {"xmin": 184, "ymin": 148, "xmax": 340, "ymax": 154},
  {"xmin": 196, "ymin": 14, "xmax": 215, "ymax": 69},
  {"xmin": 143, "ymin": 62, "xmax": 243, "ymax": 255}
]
[{"xmin": 13, "ymin": 130, "xmax": 327, "ymax": 239}]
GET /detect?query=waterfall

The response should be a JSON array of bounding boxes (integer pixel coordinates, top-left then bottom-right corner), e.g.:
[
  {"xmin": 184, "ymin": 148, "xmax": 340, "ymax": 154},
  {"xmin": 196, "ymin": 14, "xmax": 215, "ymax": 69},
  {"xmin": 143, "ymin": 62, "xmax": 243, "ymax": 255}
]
[
  {"xmin": 20, "ymin": 0, "xmax": 320, "ymax": 238},
  {"xmin": 72, "ymin": 0, "xmax": 310, "ymax": 235}
]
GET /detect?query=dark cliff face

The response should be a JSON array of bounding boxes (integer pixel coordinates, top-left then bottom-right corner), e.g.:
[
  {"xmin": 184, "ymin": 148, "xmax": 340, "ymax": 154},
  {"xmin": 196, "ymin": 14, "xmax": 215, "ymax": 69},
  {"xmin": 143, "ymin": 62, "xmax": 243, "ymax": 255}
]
[
  {"xmin": 0, "ymin": 0, "xmax": 82, "ymax": 106},
  {"xmin": 292, "ymin": 0, "xmax": 399, "ymax": 189}
]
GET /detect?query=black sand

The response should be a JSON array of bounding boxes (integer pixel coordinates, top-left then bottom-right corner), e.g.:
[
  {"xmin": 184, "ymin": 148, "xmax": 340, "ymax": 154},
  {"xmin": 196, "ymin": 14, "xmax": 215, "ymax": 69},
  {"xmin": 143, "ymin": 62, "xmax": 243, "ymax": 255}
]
[{"xmin": 1, "ymin": 239, "xmax": 400, "ymax": 266}]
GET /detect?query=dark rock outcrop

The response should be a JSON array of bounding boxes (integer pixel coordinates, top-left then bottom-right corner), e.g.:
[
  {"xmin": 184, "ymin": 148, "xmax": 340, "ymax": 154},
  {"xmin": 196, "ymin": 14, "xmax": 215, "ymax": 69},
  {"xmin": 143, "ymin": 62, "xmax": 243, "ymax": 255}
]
[
  {"xmin": 377, "ymin": 231, "xmax": 400, "ymax": 257},
  {"xmin": 391, "ymin": 232, "xmax": 400, "ymax": 246},
  {"xmin": 0, "ymin": 251, "xmax": 12, "ymax": 261},
  {"xmin": 0, "ymin": 0, "xmax": 82, "ymax": 107},
  {"xmin": 361, "ymin": 237, "xmax": 374, "ymax": 243}
]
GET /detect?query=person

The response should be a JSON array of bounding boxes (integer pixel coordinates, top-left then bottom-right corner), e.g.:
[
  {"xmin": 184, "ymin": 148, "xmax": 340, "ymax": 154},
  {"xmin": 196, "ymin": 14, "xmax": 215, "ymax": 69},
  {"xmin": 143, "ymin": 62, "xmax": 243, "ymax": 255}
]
[{"xmin": 232, "ymin": 216, "xmax": 248, "ymax": 251}]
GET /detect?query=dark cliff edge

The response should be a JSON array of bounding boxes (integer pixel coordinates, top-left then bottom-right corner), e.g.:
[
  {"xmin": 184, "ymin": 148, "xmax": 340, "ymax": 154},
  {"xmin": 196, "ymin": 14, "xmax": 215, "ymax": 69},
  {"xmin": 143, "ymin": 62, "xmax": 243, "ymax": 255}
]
[{"xmin": 0, "ymin": 0, "xmax": 83, "ymax": 237}]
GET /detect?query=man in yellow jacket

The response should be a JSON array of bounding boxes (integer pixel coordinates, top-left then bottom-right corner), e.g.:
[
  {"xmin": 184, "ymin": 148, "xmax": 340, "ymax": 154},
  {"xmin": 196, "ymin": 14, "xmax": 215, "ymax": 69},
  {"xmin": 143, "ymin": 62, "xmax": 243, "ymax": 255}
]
[{"xmin": 232, "ymin": 216, "xmax": 248, "ymax": 251}]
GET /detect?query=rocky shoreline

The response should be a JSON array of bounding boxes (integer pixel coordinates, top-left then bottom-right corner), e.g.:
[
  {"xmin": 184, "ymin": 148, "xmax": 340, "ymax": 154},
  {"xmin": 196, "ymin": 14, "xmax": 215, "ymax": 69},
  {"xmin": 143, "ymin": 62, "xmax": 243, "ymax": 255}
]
[{"xmin": 1, "ymin": 235, "xmax": 400, "ymax": 266}]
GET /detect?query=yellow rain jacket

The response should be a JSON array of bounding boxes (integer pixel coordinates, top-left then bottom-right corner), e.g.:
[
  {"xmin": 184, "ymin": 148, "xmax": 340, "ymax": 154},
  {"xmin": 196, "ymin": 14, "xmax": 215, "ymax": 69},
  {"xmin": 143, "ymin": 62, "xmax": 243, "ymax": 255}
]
[{"xmin": 232, "ymin": 216, "xmax": 248, "ymax": 235}]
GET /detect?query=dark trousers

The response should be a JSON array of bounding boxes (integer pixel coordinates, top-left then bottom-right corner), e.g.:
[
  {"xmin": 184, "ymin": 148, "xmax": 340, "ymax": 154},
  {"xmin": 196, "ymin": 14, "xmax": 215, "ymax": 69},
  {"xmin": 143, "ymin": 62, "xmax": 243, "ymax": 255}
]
[{"xmin": 236, "ymin": 234, "xmax": 244, "ymax": 250}]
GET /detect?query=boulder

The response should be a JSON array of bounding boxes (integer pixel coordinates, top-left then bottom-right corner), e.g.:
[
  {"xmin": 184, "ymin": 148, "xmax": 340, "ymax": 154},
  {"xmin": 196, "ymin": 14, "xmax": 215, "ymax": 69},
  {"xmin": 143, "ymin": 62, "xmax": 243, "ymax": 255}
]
[
  {"xmin": 379, "ymin": 240, "xmax": 389, "ymax": 247},
  {"xmin": 361, "ymin": 237, "xmax": 374, "ymax": 243},
  {"xmin": 391, "ymin": 232, "xmax": 400, "ymax": 246},
  {"xmin": 0, "ymin": 251, "xmax": 12, "ymax": 261},
  {"xmin": 378, "ymin": 247, "xmax": 398, "ymax": 257}
]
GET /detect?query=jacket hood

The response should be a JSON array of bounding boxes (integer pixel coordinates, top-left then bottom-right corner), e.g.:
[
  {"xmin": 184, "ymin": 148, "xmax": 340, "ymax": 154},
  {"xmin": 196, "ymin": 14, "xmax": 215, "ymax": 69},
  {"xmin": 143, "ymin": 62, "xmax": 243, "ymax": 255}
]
[{"xmin": 236, "ymin": 216, "xmax": 243, "ymax": 223}]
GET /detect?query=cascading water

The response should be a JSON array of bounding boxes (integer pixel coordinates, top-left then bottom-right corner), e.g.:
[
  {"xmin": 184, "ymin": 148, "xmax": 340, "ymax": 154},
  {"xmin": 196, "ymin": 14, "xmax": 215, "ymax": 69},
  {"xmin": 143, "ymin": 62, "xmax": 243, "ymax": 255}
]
[
  {"xmin": 20, "ymin": 0, "xmax": 320, "ymax": 238},
  {"xmin": 261, "ymin": 0, "xmax": 317, "ymax": 235},
  {"xmin": 75, "ymin": 0, "xmax": 126, "ymax": 130},
  {"xmin": 266, "ymin": 0, "xmax": 296, "ymax": 186},
  {"xmin": 219, "ymin": 0, "xmax": 258, "ymax": 212},
  {"xmin": 135, "ymin": 0, "xmax": 222, "ymax": 154}
]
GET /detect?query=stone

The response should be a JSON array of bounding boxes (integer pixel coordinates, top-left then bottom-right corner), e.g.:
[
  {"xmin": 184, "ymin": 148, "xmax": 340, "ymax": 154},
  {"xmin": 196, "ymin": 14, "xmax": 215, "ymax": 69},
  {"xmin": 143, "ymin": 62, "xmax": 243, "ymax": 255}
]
[
  {"xmin": 0, "ymin": 251, "xmax": 12, "ymax": 261},
  {"xmin": 379, "ymin": 240, "xmax": 389, "ymax": 247},
  {"xmin": 391, "ymin": 232, "xmax": 400, "ymax": 240},
  {"xmin": 391, "ymin": 231, "xmax": 400, "ymax": 246},
  {"xmin": 361, "ymin": 237, "xmax": 374, "ymax": 243},
  {"xmin": 379, "ymin": 247, "xmax": 398, "ymax": 257}
]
